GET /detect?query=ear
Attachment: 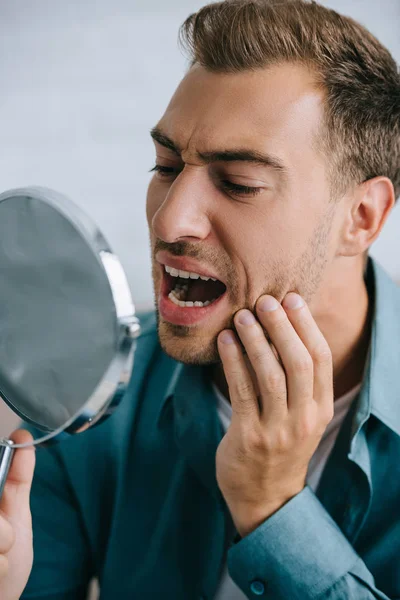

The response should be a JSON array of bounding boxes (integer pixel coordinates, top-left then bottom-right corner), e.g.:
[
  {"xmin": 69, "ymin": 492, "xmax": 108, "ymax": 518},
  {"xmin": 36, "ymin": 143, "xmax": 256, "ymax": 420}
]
[{"xmin": 338, "ymin": 176, "xmax": 395, "ymax": 257}]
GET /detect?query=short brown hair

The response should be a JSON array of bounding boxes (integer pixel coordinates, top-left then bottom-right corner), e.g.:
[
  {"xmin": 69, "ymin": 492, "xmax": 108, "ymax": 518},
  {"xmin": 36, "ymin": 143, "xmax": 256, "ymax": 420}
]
[{"xmin": 179, "ymin": 0, "xmax": 400, "ymax": 201}]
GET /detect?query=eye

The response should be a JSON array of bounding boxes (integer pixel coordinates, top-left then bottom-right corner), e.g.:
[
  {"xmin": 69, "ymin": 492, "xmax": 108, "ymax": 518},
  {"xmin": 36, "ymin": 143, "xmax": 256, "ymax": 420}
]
[
  {"xmin": 220, "ymin": 180, "xmax": 263, "ymax": 198},
  {"xmin": 149, "ymin": 164, "xmax": 264, "ymax": 198},
  {"xmin": 149, "ymin": 165, "xmax": 179, "ymax": 179}
]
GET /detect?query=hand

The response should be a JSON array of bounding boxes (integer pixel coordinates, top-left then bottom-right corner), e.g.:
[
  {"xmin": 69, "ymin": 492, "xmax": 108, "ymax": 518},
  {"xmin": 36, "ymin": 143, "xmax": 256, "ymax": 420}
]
[
  {"xmin": 0, "ymin": 429, "xmax": 36, "ymax": 600},
  {"xmin": 215, "ymin": 293, "xmax": 334, "ymax": 538}
]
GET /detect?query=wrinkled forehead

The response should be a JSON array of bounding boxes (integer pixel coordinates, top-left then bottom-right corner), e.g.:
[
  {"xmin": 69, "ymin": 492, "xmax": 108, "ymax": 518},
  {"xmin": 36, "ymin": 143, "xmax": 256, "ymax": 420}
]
[{"xmin": 158, "ymin": 63, "xmax": 326, "ymax": 166}]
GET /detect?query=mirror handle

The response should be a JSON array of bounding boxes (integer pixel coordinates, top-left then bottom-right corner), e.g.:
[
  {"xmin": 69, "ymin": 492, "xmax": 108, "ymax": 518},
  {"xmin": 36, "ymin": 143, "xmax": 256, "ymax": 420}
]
[{"xmin": 0, "ymin": 441, "xmax": 15, "ymax": 499}]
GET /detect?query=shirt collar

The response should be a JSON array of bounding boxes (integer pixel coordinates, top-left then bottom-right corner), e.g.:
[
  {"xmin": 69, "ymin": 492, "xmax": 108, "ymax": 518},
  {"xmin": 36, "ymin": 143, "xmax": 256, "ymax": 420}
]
[{"xmin": 353, "ymin": 256, "xmax": 400, "ymax": 439}]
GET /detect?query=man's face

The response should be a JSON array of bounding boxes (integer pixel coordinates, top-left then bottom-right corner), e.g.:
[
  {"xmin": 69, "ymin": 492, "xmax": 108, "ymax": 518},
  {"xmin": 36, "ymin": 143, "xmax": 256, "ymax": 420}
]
[{"xmin": 146, "ymin": 63, "xmax": 340, "ymax": 365}]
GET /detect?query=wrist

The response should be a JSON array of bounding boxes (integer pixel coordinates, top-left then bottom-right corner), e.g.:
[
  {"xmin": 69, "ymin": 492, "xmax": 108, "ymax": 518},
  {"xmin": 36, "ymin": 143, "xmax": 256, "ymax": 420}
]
[
  {"xmin": 232, "ymin": 503, "xmax": 282, "ymax": 538},
  {"xmin": 230, "ymin": 489, "xmax": 304, "ymax": 538}
]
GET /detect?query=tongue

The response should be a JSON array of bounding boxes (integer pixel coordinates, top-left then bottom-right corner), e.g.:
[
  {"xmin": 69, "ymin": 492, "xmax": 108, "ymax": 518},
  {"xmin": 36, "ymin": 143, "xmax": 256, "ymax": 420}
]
[{"xmin": 186, "ymin": 278, "xmax": 226, "ymax": 303}]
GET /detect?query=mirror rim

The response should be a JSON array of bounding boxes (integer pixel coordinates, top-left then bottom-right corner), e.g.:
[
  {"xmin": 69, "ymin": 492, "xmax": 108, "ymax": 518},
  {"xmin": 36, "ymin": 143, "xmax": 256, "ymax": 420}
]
[{"xmin": 0, "ymin": 186, "xmax": 140, "ymax": 448}]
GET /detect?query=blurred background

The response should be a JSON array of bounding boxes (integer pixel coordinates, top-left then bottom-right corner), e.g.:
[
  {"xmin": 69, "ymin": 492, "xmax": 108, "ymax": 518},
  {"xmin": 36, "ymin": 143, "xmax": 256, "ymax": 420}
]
[{"xmin": 0, "ymin": 1, "xmax": 398, "ymax": 597}]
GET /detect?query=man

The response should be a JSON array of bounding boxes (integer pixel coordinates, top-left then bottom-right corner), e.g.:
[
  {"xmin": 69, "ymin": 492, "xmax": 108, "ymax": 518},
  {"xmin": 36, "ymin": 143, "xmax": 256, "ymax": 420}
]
[{"xmin": 1, "ymin": 0, "xmax": 399, "ymax": 598}]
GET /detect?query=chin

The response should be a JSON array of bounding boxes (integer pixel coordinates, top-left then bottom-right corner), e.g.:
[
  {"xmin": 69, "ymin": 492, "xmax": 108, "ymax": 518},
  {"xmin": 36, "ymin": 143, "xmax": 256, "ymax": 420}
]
[{"xmin": 157, "ymin": 318, "xmax": 221, "ymax": 365}]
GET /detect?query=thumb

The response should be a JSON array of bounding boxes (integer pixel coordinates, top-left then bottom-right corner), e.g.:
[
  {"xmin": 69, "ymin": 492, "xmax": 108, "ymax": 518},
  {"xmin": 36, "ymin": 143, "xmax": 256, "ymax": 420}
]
[{"xmin": 0, "ymin": 429, "xmax": 36, "ymax": 522}]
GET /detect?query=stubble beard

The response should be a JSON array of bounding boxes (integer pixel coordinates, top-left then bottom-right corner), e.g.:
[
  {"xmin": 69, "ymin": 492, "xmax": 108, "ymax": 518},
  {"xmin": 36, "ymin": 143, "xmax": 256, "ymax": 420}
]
[{"xmin": 152, "ymin": 207, "xmax": 335, "ymax": 366}]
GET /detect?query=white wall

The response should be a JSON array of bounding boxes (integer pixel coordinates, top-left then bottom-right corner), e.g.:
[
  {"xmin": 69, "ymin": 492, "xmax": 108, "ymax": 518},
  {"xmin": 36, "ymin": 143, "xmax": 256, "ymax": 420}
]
[{"xmin": 0, "ymin": 0, "xmax": 399, "ymax": 314}]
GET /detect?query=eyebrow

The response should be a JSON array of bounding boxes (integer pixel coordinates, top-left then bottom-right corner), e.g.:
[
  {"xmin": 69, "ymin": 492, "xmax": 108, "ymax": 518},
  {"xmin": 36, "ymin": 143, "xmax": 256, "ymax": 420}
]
[{"xmin": 150, "ymin": 126, "xmax": 288, "ymax": 175}]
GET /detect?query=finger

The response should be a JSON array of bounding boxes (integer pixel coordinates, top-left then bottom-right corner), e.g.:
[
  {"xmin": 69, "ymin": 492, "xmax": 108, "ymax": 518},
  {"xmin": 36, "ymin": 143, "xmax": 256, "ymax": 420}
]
[
  {"xmin": 233, "ymin": 310, "xmax": 288, "ymax": 419},
  {"xmin": 255, "ymin": 296, "xmax": 314, "ymax": 411},
  {"xmin": 0, "ymin": 430, "xmax": 36, "ymax": 523},
  {"xmin": 217, "ymin": 329, "xmax": 259, "ymax": 423},
  {"xmin": 280, "ymin": 293, "xmax": 333, "ymax": 411}
]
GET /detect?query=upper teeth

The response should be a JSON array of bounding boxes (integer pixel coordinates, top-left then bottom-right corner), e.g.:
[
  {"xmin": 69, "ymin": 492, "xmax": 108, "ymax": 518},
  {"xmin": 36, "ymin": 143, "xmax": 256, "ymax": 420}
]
[{"xmin": 165, "ymin": 265, "xmax": 216, "ymax": 281}]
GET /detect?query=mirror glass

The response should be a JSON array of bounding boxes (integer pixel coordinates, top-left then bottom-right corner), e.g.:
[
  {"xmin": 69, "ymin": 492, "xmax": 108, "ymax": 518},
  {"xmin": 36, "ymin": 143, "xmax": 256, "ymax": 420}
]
[{"xmin": 0, "ymin": 187, "xmax": 140, "ymax": 449}]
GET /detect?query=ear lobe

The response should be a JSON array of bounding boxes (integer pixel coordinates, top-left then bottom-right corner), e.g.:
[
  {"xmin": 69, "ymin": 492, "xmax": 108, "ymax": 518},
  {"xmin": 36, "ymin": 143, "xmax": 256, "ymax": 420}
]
[{"xmin": 339, "ymin": 176, "xmax": 395, "ymax": 257}]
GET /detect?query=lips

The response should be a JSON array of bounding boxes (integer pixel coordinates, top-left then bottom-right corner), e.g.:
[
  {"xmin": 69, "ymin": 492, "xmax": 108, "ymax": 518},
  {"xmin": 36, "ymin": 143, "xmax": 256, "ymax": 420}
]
[
  {"xmin": 158, "ymin": 261, "xmax": 228, "ymax": 326},
  {"xmin": 154, "ymin": 249, "xmax": 230, "ymax": 325}
]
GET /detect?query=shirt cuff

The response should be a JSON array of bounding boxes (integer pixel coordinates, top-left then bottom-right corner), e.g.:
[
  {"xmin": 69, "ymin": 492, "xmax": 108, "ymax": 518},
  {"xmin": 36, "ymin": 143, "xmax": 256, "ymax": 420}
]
[{"xmin": 227, "ymin": 485, "xmax": 360, "ymax": 599}]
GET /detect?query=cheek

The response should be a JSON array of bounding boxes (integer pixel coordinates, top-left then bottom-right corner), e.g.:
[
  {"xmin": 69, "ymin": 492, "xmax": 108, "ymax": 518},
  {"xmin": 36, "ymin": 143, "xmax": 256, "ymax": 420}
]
[
  {"xmin": 215, "ymin": 209, "xmax": 275, "ymax": 296},
  {"xmin": 222, "ymin": 210, "xmax": 297, "ymax": 295},
  {"xmin": 222, "ymin": 210, "xmax": 276, "ymax": 264}
]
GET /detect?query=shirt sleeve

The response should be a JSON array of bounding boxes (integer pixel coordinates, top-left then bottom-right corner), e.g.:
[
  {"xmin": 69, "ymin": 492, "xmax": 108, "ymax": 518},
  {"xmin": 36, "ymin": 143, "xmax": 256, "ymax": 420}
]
[
  {"xmin": 227, "ymin": 486, "xmax": 391, "ymax": 600},
  {"xmin": 20, "ymin": 439, "xmax": 93, "ymax": 600}
]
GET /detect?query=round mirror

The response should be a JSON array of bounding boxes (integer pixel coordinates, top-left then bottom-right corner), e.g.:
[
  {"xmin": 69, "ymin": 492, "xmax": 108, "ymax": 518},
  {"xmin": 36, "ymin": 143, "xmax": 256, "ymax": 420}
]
[{"xmin": 0, "ymin": 187, "xmax": 140, "ymax": 493}]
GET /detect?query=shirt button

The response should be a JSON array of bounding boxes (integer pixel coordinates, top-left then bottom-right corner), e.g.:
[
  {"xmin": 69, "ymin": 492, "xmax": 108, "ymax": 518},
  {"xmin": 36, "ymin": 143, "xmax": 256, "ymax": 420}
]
[{"xmin": 250, "ymin": 579, "xmax": 266, "ymax": 595}]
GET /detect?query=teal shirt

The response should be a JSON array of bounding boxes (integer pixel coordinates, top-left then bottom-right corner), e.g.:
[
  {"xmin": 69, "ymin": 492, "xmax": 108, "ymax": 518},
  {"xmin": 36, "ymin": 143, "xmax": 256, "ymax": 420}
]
[{"xmin": 22, "ymin": 257, "xmax": 400, "ymax": 599}]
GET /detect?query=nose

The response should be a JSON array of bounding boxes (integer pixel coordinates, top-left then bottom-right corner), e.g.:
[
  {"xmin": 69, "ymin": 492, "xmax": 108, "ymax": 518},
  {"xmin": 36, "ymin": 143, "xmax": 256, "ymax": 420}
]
[{"xmin": 150, "ymin": 168, "xmax": 212, "ymax": 244}]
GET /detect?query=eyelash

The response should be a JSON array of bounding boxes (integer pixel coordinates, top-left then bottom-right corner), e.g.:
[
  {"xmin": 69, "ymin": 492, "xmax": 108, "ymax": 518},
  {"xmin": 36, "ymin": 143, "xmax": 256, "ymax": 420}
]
[{"xmin": 149, "ymin": 165, "xmax": 263, "ymax": 198}]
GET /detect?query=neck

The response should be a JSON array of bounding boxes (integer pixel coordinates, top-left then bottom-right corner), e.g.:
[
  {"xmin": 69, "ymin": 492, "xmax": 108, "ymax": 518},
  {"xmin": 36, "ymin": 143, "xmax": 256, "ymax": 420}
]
[{"xmin": 212, "ymin": 257, "xmax": 372, "ymax": 403}]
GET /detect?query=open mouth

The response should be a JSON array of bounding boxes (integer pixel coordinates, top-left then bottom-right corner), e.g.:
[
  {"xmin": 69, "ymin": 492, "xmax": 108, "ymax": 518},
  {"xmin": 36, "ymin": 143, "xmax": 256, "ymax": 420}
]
[{"xmin": 164, "ymin": 265, "xmax": 227, "ymax": 308}]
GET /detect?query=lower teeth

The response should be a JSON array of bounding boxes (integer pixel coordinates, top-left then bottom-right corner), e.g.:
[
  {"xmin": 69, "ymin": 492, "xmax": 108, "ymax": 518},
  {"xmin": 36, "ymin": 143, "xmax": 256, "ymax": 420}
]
[{"xmin": 168, "ymin": 290, "xmax": 217, "ymax": 308}]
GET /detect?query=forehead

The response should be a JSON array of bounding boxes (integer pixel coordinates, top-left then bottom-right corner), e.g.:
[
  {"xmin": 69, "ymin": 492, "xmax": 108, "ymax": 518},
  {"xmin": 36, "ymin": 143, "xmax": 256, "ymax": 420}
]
[{"xmin": 157, "ymin": 63, "xmax": 325, "ymax": 165}]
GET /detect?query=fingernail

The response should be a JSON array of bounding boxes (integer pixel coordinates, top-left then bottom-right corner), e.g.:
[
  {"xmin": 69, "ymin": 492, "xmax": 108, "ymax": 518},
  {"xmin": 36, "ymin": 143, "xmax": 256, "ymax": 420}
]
[
  {"xmin": 238, "ymin": 310, "xmax": 256, "ymax": 325},
  {"xmin": 282, "ymin": 293, "xmax": 304, "ymax": 310},
  {"xmin": 258, "ymin": 296, "xmax": 279, "ymax": 312},
  {"xmin": 220, "ymin": 331, "xmax": 236, "ymax": 344}
]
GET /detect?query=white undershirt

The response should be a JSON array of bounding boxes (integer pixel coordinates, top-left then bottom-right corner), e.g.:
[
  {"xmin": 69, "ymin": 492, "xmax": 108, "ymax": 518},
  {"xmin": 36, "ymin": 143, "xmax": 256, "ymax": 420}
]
[{"xmin": 213, "ymin": 381, "xmax": 362, "ymax": 600}]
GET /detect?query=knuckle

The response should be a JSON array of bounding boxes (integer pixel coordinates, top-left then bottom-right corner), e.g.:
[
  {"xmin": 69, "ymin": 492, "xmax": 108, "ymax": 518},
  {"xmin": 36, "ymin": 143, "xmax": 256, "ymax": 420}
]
[
  {"xmin": 265, "ymin": 371, "xmax": 285, "ymax": 391},
  {"xmin": 313, "ymin": 344, "xmax": 332, "ymax": 366},
  {"xmin": 246, "ymin": 425, "xmax": 291, "ymax": 453},
  {"xmin": 272, "ymin": 427, "xmax": 291, "ymax": 451},
  {"xmin": 291, "ymin": 355, "xmax": 313, "ymax": 374},
  {"xmin": 293, "ymin": 414, "xmax": 316, "ymax": 439},
  {"xmin": 233, "ymin": 380, "xmax": 254, "ymax": 400},
  {"xmin": 245, "ymin": 428, "xmax": 268, "ymax": 452}
]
